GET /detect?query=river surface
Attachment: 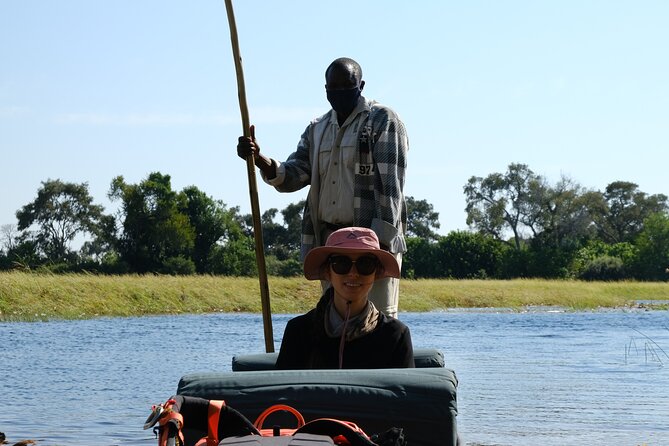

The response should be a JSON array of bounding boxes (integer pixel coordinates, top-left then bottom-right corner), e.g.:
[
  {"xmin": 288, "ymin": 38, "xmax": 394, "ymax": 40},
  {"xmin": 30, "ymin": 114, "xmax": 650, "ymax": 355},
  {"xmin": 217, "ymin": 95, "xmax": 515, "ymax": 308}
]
[{"xmin": 1, "ymin": 310, "xmax": 668, "ymax": 446}]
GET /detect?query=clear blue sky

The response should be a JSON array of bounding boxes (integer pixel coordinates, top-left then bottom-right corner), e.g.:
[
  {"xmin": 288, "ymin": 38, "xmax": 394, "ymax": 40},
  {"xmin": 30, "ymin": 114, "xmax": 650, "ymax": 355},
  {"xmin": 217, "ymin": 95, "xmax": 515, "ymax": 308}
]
[{"xmin": 2, "ymin": 1, "xmax": 668, "ymax": 237}]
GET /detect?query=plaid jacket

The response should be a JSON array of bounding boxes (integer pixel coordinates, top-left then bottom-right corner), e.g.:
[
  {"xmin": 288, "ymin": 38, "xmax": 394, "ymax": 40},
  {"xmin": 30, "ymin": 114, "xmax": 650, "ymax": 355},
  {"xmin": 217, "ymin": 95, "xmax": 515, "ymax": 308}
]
[{"xmin": 266, "ymin": 98, "xmax": 409, "ymax": 260}]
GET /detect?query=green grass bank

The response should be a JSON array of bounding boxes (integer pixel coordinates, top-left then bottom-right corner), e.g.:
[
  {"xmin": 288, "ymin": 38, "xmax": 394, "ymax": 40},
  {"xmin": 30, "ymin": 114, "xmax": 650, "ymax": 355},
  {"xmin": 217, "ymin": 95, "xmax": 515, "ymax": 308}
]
[{"xmin": 1, "ymin": 271, "xmax": 667, "ymax": 322}]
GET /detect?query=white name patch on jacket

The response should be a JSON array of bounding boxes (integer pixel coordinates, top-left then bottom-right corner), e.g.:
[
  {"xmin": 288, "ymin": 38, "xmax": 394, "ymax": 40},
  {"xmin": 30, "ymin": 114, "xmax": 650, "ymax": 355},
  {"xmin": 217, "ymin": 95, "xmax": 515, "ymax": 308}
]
[{"xmin": 356, "ymin": 163, "xmax": 375, "ymax": 176}]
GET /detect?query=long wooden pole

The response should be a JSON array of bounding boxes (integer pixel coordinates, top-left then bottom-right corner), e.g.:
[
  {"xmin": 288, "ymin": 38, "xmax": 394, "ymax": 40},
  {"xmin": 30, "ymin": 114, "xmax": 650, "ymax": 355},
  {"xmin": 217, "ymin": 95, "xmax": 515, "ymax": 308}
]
[{"xmin": 224, "ymin": 0, "xmax": 274, "ymax": 353}]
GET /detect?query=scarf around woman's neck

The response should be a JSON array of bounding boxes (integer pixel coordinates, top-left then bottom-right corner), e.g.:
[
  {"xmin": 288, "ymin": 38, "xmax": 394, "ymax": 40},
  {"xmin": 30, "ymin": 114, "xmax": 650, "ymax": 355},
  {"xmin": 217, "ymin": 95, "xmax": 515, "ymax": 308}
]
[{"xmin": 321, "ymin": 289, "xmax": 381, "ymax": 342}]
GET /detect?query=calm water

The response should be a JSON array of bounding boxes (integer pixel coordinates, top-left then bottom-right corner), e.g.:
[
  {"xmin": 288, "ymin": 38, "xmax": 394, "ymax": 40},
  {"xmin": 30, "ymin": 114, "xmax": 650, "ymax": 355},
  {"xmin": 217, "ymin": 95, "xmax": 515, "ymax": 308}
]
[{"xmin": 1, "ymin": 310, "xmax": 668, "ymax": 446}]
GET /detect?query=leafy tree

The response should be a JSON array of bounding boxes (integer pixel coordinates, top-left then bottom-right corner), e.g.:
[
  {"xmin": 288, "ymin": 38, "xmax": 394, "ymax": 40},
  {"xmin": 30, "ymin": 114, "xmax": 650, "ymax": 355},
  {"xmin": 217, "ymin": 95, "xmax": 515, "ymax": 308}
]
[
  {"xmin": 109, "ymin": 172, "xmax": 195, "ymax": 273},
  {"xmin": 259, "ymin": 208, "xmax": 292, "ymax": 260},
  {"xmin": 193, "ymin": 199, "xmax": 258, "ymax": 276},
  {"xmin": 80, "ymin": 214, "xmax": 118, "ymax": 262},
  {"xmin": 237, "ymin": 201, "xmax": 304, "ymax": 276},
  {"xmin": 16, "ymin": 179, "xmax": 105, "ymax": 262},
  {"xmin": 280, "ymin": 200, "xmax": 304, "ymax": 253},
  {"xmin": 251, "ymin": 201, "xmax": 304, "ymax": 263},
  {"xmin": 406, "ymin": 196, "xmax": 441, "ymax": 241},
  {"xmin": 531, "ymin": 176, "xmax": 595, "ymax": 249},
  {"xmin": 591, "ymin": 181, "xmax": 668, "ymax": 243},
  {"xmin": 4, "ymin": 233, "xmax": 43, "ymax": 270},
  {"xmin": 464, "ymin": 163, "xmax": 541, "ymax": 249},
  {"xmin": 207, "ymin": 236, "xmax": 258, "ymax": 276},
  {"xmin": 520, "ymin": 177, "xmax": 596, "ymax": 278},
  {"xmin": 0, "ymin": 225, "xmax": 21, "ymax": 270},
  {"xmin": 0, "ymin": 224, "xmax": 20, "ymax": 253},
  {"xmin": 463, "ymin": 166, "xmax": 669, "ymax": 279},
  {"xmin": 179, "ymin": 186, "xmax": 243, "ymax": 273},
  {"xmin": 633, "ymin": 212, "xmax": 669, "ymax": 280}
]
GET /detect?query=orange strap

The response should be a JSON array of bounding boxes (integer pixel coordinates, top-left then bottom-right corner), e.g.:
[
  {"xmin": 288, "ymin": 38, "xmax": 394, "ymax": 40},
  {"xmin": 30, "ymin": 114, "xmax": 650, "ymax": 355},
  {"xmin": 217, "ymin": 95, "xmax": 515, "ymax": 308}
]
[
  {"xmin": 206, "ymin": 400, "xmax": 226, "ymax": 446},
  {"xmin": 254, "ymin": 404, "xmax": 305, "ymax": 436}
]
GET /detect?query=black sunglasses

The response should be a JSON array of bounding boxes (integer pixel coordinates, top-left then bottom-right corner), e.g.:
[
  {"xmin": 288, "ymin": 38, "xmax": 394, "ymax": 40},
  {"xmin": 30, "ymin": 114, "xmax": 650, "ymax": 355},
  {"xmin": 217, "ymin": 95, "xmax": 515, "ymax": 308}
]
[{"xmin": 328, "ymin": 255, "xmax": 378, "ymax": 276}]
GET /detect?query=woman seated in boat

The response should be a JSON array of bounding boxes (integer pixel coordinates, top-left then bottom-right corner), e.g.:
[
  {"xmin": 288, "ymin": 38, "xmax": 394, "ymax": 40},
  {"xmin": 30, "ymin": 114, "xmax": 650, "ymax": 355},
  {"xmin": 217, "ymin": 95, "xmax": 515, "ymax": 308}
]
[{"xmin": 276, "ymin": 227, "xmax": 415, "ymax": 369}]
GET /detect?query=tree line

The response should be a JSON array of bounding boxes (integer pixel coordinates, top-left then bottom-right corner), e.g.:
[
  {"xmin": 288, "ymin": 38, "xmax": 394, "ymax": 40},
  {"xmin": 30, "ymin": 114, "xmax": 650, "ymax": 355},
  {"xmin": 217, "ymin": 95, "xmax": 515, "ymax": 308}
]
[{"xmin": 1, "ymin": 164, "xmax": 668, "ymax": 281}]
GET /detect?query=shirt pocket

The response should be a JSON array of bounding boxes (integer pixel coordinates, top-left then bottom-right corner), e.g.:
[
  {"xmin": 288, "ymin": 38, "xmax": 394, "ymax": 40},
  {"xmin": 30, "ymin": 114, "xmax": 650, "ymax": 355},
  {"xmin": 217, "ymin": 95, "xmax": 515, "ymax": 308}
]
[
  {"xmin": 339, "ymin": 133, "xmax": 358, "ymax": 170},
  {"xmin": 318, "ymin": 146, "xmax": 332, "ymax": 177}
]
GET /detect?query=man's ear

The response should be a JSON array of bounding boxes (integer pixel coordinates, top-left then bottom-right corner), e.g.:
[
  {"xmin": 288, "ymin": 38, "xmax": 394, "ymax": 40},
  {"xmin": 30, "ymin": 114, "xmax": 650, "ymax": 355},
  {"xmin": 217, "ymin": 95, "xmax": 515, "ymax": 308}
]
[
  {"xmin": 323, "ymin": 265, "xmax": 332, "ymax": 282},
  {"xmin": 360, "ymin": 80, "xmax": 365, "ymax": 91}
]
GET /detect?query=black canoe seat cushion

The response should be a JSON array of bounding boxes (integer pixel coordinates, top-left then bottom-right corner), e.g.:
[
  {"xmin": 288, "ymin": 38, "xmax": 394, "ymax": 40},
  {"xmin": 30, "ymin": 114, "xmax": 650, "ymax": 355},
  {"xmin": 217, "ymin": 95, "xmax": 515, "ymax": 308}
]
[
  {"xmin": 232, "ymin": 348, "xmax": 444, "ymax": 371},
  {"xmin": 177, "ymin": 367, "xmax": 458, "ymax": 446}
]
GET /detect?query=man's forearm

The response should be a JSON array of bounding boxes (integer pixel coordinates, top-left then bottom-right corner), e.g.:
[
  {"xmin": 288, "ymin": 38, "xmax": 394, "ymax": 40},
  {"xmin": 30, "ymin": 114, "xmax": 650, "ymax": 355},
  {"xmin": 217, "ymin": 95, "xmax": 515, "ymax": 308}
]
[{"xmin": 254, "ymin": 153, "xmax": 276, "ymax": 179}]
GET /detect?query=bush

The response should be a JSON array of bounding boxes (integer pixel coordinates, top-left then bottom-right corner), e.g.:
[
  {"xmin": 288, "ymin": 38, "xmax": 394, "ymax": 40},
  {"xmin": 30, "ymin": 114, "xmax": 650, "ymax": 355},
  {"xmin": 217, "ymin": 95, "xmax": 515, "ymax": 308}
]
[
  {"xmin": 403, "ymin": 237, "xmax": 438, "ymax": 278},
  {"xmin": 161, "ymin": 256, "xmax": 196, "ymax": 275},
  {"xmin": 579, "ymin": 255, "xmax": 626, "ymax": 281},
  {"xmin": 206, "ymin": 240, "xmax": 258, "ymax": 276},
  {"xmin": 97, "ymin": 253, "xmax": 131, "ymax": 274},
  {"xmin": 572, "ymin": 241, "xmax": 637, "ymax": 279},
  {"xmin": 36, "ymin": 262, "xmax": 72, "ymax": 274},
  {"xmin": 277, "ymin": 258, "xmax": 303, "ymax": 277}
]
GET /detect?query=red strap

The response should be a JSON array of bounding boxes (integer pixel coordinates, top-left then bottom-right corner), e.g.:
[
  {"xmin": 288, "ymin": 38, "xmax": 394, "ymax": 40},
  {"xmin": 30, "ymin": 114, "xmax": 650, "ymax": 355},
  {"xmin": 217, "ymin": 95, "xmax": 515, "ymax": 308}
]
[{"xmin": 206, "ymin": 400, "xmax": 226, "ymax": 446}]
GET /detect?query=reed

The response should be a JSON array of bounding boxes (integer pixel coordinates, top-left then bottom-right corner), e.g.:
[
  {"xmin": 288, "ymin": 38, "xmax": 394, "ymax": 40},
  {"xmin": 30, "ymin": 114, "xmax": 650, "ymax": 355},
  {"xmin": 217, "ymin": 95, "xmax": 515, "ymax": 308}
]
[{"xmin": 1, "ymin": 271, "xmax": 667, "ymax": 321}]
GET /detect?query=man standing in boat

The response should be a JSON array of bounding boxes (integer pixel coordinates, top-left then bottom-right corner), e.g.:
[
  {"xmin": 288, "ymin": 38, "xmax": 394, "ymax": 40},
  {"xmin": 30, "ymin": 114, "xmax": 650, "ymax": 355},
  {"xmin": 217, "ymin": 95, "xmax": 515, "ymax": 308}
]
[{"xmin": 237, "ymin": 57, "xmax": 409, "ymax": 318}]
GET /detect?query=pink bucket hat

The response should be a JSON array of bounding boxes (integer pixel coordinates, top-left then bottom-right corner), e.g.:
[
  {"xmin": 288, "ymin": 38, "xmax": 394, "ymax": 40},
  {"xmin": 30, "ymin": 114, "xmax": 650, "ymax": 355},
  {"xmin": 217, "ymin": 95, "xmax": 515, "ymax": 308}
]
[{"xmin": 303, "ymin": 227, "xmax": 400, "ymax": 280}]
